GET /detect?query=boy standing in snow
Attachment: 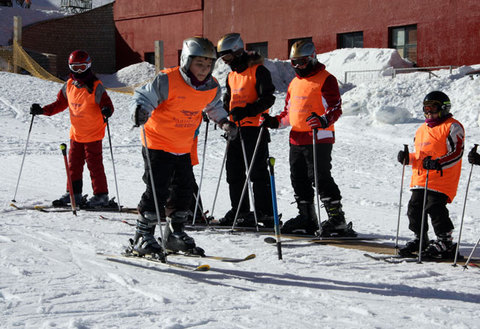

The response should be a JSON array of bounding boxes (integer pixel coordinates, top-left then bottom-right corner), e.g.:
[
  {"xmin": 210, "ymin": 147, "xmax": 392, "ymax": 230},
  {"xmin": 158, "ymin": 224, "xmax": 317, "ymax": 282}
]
[
  {"xmin": 397, "ymin": 91, "xmax": 464, "ymax": 258},
  {"xmin": 216, "ymin": 33, "xmax": 276, "ymax": 228},
  {"xmin": 129, "ymin": 37, "xmax": 237, "ymax": 257},
  {"xmin": 261, "ymin": 40, "xmax": 353, "ymax": 237},
  {"xmin": 30, "ymin": 50, "xmax": 114, "ymax": 208}
]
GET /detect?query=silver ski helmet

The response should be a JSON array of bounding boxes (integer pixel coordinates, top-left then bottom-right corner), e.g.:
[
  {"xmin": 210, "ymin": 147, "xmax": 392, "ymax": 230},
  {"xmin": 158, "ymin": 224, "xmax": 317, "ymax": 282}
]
[
  {"xmin": 180, "ymin": 37, "xmax": 217, "ymax": 74},
  {"xmin": 217, "ymin": 33, "xmax": 244, "ymax": 57},
  {"xmin": 290, "ymin": 40, "xmax": 318, "ymax": 67},
  {"xmin": 423, "ymin": 91, "xmax": 451, "ymax": 118}
]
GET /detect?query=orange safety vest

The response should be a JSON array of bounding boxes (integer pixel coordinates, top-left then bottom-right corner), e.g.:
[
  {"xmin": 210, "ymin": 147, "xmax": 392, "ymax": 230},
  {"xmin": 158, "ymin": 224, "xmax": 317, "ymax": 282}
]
[
  {"xmin": 66, "ymin": 79, "xmax": 106, "ymax": 143},
  {"xmin": 410, "ymin": 117, "xmax": 463, "ymax": 203},
  {"xmin": 143, "ymin": 67, "xmax": 217, "ymax": 153},
  {"xmin": 228, "ymin": 64, "xmax": 268, "ymax": 127},
  {"xmin": 287, "ymin": 69, "xmax": 335, "ymax": 133}
]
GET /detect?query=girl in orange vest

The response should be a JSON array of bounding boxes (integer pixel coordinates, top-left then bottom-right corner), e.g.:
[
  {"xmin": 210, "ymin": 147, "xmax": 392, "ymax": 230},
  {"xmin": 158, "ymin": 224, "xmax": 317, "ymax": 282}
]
[
  {"xmin": 397, "ymin": 91, "xmax": 465, "ymax": 258},
  {"xmin": 30, "ymin": 50, "xmax": 114, "ymax": 208},
  {"xmin": 128, "ymin": 37, "xmax": 237, "ymax": 257},
  {"xmin": 216, "ymin": 33, "xmax": 276, "ymax": 228},
  {"xmin": 262, "ymin": 40, "xmax": 353, "ymax": 237}
]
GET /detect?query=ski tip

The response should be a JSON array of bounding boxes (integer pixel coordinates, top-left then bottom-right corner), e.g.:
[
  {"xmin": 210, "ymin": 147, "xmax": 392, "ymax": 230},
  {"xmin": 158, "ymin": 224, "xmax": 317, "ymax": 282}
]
[
  {"xmin": 195, "ymin": 264, "xmax": 210, "ymax": 271},
  {"xmin": 245, "ymin": 254, "xmax": 256, "ymax": 260},
  {"xmin": 264, "ymin": 237, "xmax": 277, "ymax": 244}
]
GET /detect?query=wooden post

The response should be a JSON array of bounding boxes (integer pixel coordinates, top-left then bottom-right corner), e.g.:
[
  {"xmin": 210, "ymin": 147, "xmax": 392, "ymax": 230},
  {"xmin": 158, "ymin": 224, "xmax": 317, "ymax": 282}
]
[
  {"xmin": 13, "ymin": 16, "xmax": 22, "ymax": 74},
  {"xmin": 154, "ymin": 40, "xmax": 164, "ymax": 74}
]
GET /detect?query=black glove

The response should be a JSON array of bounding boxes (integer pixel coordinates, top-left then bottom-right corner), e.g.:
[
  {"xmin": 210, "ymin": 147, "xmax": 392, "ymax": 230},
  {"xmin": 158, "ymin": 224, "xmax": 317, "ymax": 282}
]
[
  {"xmin": 423, "ymin": 156, "xmax": 442, "ymax": 170},
  {"xmin": 221, "ymin": 120, "xmax": 238, "ymax": 141},
  {"xmin": 468, "ymin": 146, "xmax": 480, "ymax": 165},
  {"xmin": 101, "ymin": 107, "xmax": 112, "ymax": 119},
  {"xmin": 30, "ymin": 103, "xmax": 44, "ymax": 115},
  {"xmin": 397, "ymin": 150, "xmax": 409, "ymax": 165},
  {"xmin": 133, "ymin": 105, "xmax": 150, "ymax": 126},
  {"xmin": 306, "ymin": 112, "xmax": 328, "ymax": 129},
  {"xmin": 261, "ymin": 113, "xmax": 279, "ymax": 129},
  {"xmin": 202, "ymin": 111, "xmax": 210, "ymax": 123},
  {"xmin": 229, "ymin": 106, "xmax": 249, "ymax": 122}
]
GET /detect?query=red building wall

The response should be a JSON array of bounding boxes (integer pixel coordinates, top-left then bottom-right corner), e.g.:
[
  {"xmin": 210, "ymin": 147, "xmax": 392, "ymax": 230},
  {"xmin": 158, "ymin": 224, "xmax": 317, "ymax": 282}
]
[
  {"xmin": 203, "ymin": 0, "xmax": 480, "ymax": 67},
  {"xmin": 114, "ymin": 0, "xmax": 204, "ymax": 69}
]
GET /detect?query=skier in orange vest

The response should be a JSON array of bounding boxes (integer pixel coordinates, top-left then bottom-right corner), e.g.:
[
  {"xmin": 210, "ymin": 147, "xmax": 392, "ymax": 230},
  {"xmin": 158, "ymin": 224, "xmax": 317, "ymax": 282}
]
[
  {"xmin": 30, "ymin": 50, "xmax": 114, "ymax": 208},
  {"xmin": 397, "ymin": 91, "xmax": 465, "ymax": 258},
  {"xmin": 128, "ymin": 37, "xmax": 237, "ymax": 257},
  {"xmin": 262, "ymin": 40, "xmax": 352, "ymax": 237},
  {"xmin": 216, "ymin": 33, "xmax": 276, "ymax": 228}
]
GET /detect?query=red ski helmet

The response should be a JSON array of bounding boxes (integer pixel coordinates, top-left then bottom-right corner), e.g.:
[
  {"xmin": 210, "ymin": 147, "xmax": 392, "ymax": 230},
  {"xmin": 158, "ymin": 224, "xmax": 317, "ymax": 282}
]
[{"xmin": 68, "ymin": 50, "xmax": 92, "ymax": 73}]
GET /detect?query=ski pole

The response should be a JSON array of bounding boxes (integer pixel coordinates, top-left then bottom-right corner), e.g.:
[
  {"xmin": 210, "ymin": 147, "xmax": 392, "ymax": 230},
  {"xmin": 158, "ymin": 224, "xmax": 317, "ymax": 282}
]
[
  {"xmin": 141, "ymin": 125, "xmax": 166, "ymax": 259},
  {"xmin": 395, "ymin": 144, "xmax": 409, "ymax": 254},
  {"xmin": 312, "ymin": 127, "xmax": 323, "ymax": 236},
  {"xmin": 192, "ymin": 120, "xmax": 209, "ymax": 225},
  {"xmin": 417, "ymin": 169, "xmax": 429, "ymax": 264},
  {"xmin": 463, "ymin": 235, "xmax": 480, "ymax": 270},
  {"xmin": 12, "ymin": 114, "xmax": 35, "ymax": 202},
  {"xmin": 208, "ymin": 140, "xmax": 229, "ymax": 222},
  {"xmin": 453, "ymin": 143, "xmax": 478, "ymax": 266},
  {"xmin": 105, "ymin": 118, "xmax": 121, "ymax": 212},
  {"xmin": 267, "ymin": 157, "xmax": 283, "ymax": 260},
  {"xmin": 232, "ymin": 125, "xmax": 264, "ymax": 230},
  {"xmin": 60, "ymin": 143, "xmax": 77, "ymax": 216}
]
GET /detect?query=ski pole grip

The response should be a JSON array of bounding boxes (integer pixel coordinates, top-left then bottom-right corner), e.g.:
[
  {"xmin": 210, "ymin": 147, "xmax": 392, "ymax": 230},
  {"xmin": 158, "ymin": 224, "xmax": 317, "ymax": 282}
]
[{"xmin": 60, "ymin": 143, "xmax": 67, "ymax": 156}]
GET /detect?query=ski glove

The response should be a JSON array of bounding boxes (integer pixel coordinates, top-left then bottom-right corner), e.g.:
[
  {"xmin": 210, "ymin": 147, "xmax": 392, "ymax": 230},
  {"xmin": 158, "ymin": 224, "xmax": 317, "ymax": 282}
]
[
  {"xmin": 260, "ymin": 113, "xmax": 279, "ymax": 129},
  {"xmin": 397, "ymin": 150, "xmax": 409, "ymax": 165},
  {"xmin": 133, "ymin": 105, "xmax": 150, "ymax": 126},
  {"xmin": 423, "ymin": 156, "xmax": 442, "ymax": 171},
  {"xmin": 30, "ymin": 103, "xmax": 44, "ymax": 115},
  {"xmin": 306, "ymin": 112, "xmax": 328, "ymax": 129},
  {"xmin": 221, "ymin": 120, "xmax": 238, "ymax": 141},
  {"xmin": 468, "ymin": 146, "xmax": 480, "ymax": 165},
  {"xmin": 202, "ymin": 111, "xmax": 210, "ymax": 123},
  {"xmin": 101, "ymin": 107, "xmax": 112, "ymax": 119},
  {"xmin": 230, "ymin": 104, "xmax": 256, "ymax": 122}
]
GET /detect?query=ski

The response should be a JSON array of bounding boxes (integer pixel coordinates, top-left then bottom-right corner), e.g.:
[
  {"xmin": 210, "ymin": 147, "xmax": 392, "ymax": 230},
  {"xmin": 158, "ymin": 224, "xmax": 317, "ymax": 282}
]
[
  {"xmin": 169, "ymin": 252, "xmax": 256, "ymax": 263},
  {"xmin": 97, "ymin": 252, "xmax": 210, "ymax": 272},
  {"xmin": 10, "ymin": 202, "xmax": 138, "ymax": 214},
  {"xmin": 363, "ymin": 252, "xmax": 480, "ymax": 266},
  {"xmin": 98, "ymin": 215, "xmax": 136, "ymax": 226},
  {"xmin": 264, "ymin": 235, "xmax": 376, "ymax": 244}
]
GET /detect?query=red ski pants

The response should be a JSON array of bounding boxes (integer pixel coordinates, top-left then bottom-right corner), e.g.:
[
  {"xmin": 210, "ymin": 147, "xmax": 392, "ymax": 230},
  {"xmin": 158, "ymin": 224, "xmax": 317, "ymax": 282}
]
[{"xmin": 67, "ymin": 139, "xmax": 108, "ymax": 195}]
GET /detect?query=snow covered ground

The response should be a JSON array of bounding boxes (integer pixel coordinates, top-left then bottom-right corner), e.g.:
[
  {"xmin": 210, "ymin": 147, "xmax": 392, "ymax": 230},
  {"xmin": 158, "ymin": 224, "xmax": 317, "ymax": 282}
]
[{"xmin": 1, "ymin": 46, "xmax": 480, "ymax": 328}]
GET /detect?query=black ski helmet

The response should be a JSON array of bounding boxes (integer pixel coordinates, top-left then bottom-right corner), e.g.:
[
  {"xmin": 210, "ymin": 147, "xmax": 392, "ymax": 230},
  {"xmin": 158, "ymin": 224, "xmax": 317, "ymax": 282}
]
[{"xmin": 423, "ymin": 91, "xmax": 451, "ymax": 117}]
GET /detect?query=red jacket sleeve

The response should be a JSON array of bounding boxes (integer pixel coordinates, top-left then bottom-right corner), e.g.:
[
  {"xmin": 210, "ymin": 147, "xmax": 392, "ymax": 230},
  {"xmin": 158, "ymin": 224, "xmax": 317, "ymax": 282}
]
[
  {"xmin": 42, "ymin": 85, "xmax": 69, "ymax": 116},
  {"xmin": 321, "ymin": 75, "xmax": 342, "ymax": 125}
]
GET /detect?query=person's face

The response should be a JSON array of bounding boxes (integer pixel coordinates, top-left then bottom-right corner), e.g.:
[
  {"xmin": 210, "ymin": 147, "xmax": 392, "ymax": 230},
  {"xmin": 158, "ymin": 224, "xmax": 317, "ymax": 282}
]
[
  {"xmin": 189, "ymin": 57, "xmax": 213, "ymax": 82},
  {"xmin": 220, "ymin": 53, "xmax": 235, "ymax": 65},
  {"xmin": 423, "ymin": 102, "xmax": 441, "ymax": 119}
]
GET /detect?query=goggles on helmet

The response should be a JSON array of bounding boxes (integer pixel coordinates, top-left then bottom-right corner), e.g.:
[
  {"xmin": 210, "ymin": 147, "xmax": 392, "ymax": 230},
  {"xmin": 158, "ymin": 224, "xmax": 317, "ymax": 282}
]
[
  {"xmin": 69, "ymin": 62, "xmax": 91, "ymax": 73},
  {"xmin": 291, "ymin": 56, "xmax": 310, "ymax": 68}
]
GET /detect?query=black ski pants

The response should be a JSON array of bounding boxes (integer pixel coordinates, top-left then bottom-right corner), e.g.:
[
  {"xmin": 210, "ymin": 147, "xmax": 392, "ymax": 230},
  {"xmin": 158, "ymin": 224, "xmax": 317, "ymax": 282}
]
[
  {"xmin": 289, "ymin": 143, "xmax": 341, "ymax": 203},
  {"xmin": 225, "ymin": 126, "xmax": 273, "ymax": 216},
  {"xmin": 138, "ymin": 148, "xmax": 194, "ymax": 214},
  {"xmin": 407, "ymin": 189, "xmax": 454, "ymax": 237}
]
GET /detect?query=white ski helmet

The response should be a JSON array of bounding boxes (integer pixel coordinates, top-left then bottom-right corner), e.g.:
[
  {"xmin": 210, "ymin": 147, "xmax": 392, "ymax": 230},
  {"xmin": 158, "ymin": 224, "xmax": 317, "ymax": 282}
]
[
  {"xmin": 217, "ymin": 33, "xmax": 244, "ymax": 56},
  {"xmin": 180, "ymin": 37, "xmax": 217, "ymax": 74}
]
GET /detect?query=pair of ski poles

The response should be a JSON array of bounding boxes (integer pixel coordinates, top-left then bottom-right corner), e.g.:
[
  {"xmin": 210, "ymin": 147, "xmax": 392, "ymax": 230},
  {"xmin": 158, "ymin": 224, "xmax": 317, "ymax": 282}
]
[{"xmin": 12, "ymin": 113, "xmax": 122, "ymax": 213}]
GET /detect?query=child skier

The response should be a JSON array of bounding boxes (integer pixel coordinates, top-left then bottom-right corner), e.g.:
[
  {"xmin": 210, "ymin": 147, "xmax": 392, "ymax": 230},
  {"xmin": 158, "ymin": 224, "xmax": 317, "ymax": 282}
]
[
  {"xmin": 397, "ymin": 91, "xmax": 465, "ymax": 258},
  {"xmin": 128, "ymin": 37, "xmax": 237, "ymax": 257},
  {"xmin": 30, "ymin": 50, "xmax": 114, "ymax": 208}
]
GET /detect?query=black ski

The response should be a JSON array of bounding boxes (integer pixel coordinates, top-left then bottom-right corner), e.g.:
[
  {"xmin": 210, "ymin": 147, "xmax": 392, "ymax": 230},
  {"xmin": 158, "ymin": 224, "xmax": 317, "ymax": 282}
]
[
  {"xmin": 264, "ymin": 235, "xmax": 376, "ymax": 244},
  {"xmin": 169, "ymin": 252, "xmax": 256, "ymax": 263},
  {"xmin": 10, "ymin": 202, "xmax": 137, "ymax": 214},
  {"xmin": 97, "ymin": 252, "xmax": 210, "ymax": 272},
  {"xmin": 363, "ymin": 252, "xmax": 480, "ymax": 266}
]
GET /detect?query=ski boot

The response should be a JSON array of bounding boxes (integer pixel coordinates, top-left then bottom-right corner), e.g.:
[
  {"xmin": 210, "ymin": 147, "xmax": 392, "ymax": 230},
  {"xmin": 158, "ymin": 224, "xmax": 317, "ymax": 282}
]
[
  {"xmin": 218, "ymin": 209, "xmax": 256, "ymax": 227},
  {"xmin": 52, "ymin": 192, "xmax": 86, "ymax": 207},
  {"xmin": 320, "ymin": 199, "xmax": 356, "ymax": 237},
  {"xmin": 127, "ymin": 211, "xmax": 165, "ymax": 262},
  {"xmin": 85, "ymin": 193, "xmax": 109, "ymax": 208},
  {"xmin": 422, "ymin": 232, "xmax": 457, "ymax": 259},
  {"xmin": 281, "ymin": 199, "xmax": 319, "ymax": 235},
  {"xmin": 164, "ymin": 210, "xmax": 204, "ymax": 256},
  {"xmin": 398, "ymin": 233, "xmax": 430, "ymax": 257}
]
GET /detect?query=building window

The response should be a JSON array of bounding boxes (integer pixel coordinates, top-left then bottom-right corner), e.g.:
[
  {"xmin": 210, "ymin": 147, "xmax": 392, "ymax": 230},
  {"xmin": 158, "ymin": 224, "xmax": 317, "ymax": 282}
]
[
  {"xmin": 288, "ymin": 37, "xmax": 312, "ymax": 57},
  {"xmin": 246, "ymin": 42, "xmax": 268, "ymax": 58},
  {"xmin": 144, "ymin": 52, "xmax": 154, "ymax": 65},
  {"xmin": 338, "ymin": 31, "xmax": 363, "ymax": 48},
  {"xmin": 390, "ymin": 24, "xmax": 417, "ymax": 64}
]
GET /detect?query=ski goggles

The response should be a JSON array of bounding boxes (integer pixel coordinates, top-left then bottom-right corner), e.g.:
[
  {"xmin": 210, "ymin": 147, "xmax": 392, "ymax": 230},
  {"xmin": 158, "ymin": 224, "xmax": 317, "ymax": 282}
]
[
  {"xmin": 69, "ymin": 62, "xmax": 91, "ymax": 73},
  {"xmin": 423, "ymin": 101, "xmax": 441, "ymax": 114},
  {"xmin": 291, "ymin": 56, "xmax": 310, "ymax": 68}
]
